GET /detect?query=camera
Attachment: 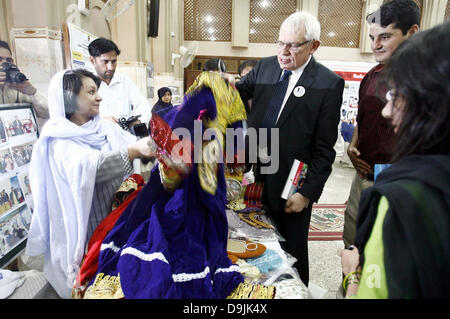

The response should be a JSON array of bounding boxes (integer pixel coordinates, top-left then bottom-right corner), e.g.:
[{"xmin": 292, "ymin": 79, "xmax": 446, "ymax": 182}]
[
  {"xmin": 1, "ymin": 62, "xmax": 28, "ymax": 83},
  {"xmin": 118, "ymin": 114, "xmax": 152, "ymax": 164},
  {"xmin": 118, "ymin": 115, "xmax": 149, "ymax": 138},
  {"xmin": 130, "ymin": 123, "xmax": 149, "ymax": 138}
]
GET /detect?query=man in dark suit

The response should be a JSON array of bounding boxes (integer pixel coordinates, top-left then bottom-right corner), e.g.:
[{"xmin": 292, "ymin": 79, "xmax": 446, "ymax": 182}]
[{"xmin": 236, "ymin": 11, "xmax": 344, "ymax": 286}]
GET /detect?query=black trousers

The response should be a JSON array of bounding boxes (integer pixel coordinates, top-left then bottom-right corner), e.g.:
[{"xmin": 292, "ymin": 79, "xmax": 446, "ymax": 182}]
[{"xmin": 266, "ymin": 200, "xmax": 313, "ymax": 287}]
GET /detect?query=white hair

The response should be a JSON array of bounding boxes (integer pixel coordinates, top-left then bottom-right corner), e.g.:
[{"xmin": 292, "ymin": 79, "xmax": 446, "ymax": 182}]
[{"xmin": 280, "ymin": 11, "xmax": 321, "ymax": 41}]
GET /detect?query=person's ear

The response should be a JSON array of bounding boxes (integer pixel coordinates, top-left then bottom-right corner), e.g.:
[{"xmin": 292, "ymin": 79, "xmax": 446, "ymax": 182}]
[
  {"xmin": 309, "ymin": 40, "xmax": 321, "ymax": 54},
  {"xmin": 407, "ymin": 24, "xmax": 419, "ymax": 38},
  {"xmin": 89, "ymin": 56, "xmax": 95, "ymax": 65}
]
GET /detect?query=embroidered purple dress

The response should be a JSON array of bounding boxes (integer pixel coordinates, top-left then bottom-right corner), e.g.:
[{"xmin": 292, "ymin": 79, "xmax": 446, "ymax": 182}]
[{"xmin": 87, "ymin": 73, "xmax": 246, "ymax": 298}]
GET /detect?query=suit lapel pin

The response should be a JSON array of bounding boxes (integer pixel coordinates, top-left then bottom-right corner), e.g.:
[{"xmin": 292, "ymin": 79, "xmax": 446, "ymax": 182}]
[{"xmin": 293, "ymin": 86, "xmax": 306, "ymax": 98}]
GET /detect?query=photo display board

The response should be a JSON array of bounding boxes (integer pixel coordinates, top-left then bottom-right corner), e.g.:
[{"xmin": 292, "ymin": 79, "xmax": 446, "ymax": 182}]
[{"xmin": 0, "ymin": 104, "xmax": 38, "ymax": 268}]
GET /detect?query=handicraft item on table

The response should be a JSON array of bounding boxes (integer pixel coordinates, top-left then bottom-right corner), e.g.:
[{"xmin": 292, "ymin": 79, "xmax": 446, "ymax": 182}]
[
  {"xmin": 225, "ymin": 178, "xmax": 243, "ymax": 202},
  {"xmin": 227, "ymin": 282, "xmax": 276, "ymax": 299},
  {"xmin": 273, "ymin": 278, "xmax": 310, "ymax": 299},
  {"xmin": 235, "ymin": 259, "xmax": 262, "ymax": 283},
  {"xmin": 226, "ymin": 210, "xmax": 280, "ymax": 241},
  {"xmin": 226, "ymin": 239, "xmax": 266, "ymax": 259},
  {"xmin": 246, "ymin": 249, "xmax": 283, "ymax": 274},
  {"xmin": 238, "ymin": 211, "xmax": 275, "ymax": 229},
  {"xmin": 243, "ymin": 182, "xmax": 264, "ymax": 208}
]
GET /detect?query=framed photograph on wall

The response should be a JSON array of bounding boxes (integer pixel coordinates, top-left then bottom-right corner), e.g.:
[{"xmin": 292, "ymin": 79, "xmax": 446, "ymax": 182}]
[{"xmin": 0, "ymin": 103, "xmax": 39, "ymax": 268}]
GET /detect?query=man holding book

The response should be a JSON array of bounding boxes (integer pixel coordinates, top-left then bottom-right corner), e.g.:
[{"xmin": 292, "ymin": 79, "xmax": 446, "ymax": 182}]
[{"xmin": 236, "ymin": 11, "xmax": 344, "ymax": 286}]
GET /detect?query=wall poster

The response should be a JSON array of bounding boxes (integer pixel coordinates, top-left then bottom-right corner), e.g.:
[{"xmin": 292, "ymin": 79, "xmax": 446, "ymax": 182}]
[
  {"xmin": 320, "ymin": 60, "xmax": 377, "ymax": 125},
  {"xmin": 0, "ymin": 104, "xmax": 38, "ymax": 268},
  {"xmin": 63, "ymin": 23, "xmax": 98, "ymax": 72}
]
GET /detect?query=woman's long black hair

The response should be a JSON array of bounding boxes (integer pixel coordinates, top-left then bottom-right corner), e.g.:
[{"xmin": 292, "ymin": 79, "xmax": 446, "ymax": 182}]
[{"xmin": 381, "ymin": 21, "xmax": 450, "ymax": 162}]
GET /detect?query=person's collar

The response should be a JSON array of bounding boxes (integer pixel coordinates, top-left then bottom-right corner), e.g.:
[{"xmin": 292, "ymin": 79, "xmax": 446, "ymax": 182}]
[
  {"xmin": 374, "ymin": 63, "xmax": 385, "ymax": 73},
  {"xmin": 93, "ymin": 70, "xmax": 120, "ymax": 86},
  {"xmin": 287, "ymin": 55, "xmax": 312, "ymax": 77},
  {"xmin": 108, "ymin": 73, "xmax": 120, "ymax": 86}
]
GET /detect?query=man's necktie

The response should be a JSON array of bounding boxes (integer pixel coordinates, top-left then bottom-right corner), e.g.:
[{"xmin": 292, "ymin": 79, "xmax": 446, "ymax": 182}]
[{"xmin": 261, "ymin": 70, "xmax": 292, "ymax": 129}]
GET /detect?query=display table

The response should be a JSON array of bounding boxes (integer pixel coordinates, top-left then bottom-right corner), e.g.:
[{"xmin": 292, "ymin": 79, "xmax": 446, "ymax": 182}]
[{"xmin": 2, "ymin": 177, "xmax": 311, "ymax": 300}]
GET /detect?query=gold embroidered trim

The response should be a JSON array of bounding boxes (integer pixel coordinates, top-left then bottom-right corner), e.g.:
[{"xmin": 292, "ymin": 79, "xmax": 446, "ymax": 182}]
[
  {"xmin": 198, "ymin": 130, "xmax": 222, "ymax": 195},
  {"xmin": 227, "ymin": 282, "xmax": 275, "ymax": 299},
  {"xmin": 112, "ymin": 176, "xmax": 139, "ymax": 209},
  {"xmin": 83, "ymin": 273, "xmax": 125, "ymax": 299}
]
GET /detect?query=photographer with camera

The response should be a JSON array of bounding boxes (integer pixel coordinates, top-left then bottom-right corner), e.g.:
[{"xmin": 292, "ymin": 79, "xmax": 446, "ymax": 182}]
[
  {"xmin": 0, "ymin": 40, "xmax": 49, "ymax": 127},
  {"xmin": 88, "ymin": 38, "xmax": 151, "ymax": 134}
]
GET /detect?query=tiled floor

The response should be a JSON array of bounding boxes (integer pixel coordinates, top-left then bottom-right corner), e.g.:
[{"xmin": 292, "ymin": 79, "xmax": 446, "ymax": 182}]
[{"xmin": 308, "ymin": 156, "xmax": 355, "ymax": 299}]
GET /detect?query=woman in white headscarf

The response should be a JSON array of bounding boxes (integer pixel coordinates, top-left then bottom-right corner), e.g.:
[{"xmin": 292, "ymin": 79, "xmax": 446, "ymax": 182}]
[{"xmin": 25, "ymin": 69, "xmax": 156, "ymax": 298}]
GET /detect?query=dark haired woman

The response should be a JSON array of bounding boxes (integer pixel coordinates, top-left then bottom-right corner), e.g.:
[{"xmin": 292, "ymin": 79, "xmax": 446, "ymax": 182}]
[
  {"xmin": 151, "ymin": 87, "xmax": 173, "ymax": 115},
  {"xmin": 339, "ymin": 21, "xmax": 450, "ymax": 299},
  {"xmin": 25, "ymin": 69, "xmax": 156, "ymax": 298}
]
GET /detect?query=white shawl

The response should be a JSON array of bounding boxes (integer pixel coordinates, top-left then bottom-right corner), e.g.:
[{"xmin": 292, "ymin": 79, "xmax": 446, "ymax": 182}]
[{"xmin": 25, "ymin": 70, "xmax": 136, "ymax": 298}]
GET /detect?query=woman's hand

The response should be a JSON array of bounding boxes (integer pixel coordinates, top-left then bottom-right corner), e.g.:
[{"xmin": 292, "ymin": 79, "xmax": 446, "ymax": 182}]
[
  {"xmin": 338, "ymin": 246, "xmax": 360, "ymax": 275},
  {"xmin": 338, "ymin": 246, "xmax": 362, "ymax": 297},
  {"xmin": 127, "ymin": 137, "xmax": 157, "ymax": 161}
]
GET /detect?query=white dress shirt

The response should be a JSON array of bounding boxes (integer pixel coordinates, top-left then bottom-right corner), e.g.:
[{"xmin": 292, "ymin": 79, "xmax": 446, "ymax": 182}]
[
  {"xmin": 276, "ymin": 55, "xmax": 312, "ymax": 123},
  {"xmin": 97, "ymin": 72, "xmax": 152, "ymax": 127}
]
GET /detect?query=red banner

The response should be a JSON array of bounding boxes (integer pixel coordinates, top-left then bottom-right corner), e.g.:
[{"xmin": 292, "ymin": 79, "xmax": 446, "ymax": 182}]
[{"xmin": 334, "ymin": 71, "xmax": 366, "ymax": 82}]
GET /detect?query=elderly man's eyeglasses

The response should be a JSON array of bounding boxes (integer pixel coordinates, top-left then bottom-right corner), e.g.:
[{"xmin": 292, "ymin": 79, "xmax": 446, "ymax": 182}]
[
  {"xmin": 276, "ymin": 40, "xmax": 311, "ymax": 52},
  {"xmin": 0, "ymin": 56, "xmax": 14, "ymax": 63}
]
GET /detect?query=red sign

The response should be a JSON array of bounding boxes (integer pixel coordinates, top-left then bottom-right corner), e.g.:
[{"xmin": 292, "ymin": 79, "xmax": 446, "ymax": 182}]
[{"xmin": 334, "ymin": 71, "xmax": 366, "ymax": 82}]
